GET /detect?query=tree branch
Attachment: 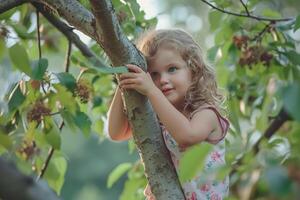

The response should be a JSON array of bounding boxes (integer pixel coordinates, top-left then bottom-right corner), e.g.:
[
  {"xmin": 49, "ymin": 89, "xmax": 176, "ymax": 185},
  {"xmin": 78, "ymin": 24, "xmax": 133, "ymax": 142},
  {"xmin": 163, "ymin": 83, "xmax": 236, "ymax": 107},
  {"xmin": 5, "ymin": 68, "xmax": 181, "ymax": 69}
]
[
  {"xmin": 200, "ymin": 0, "xmax": 293, "ymax": 22},
  {"xmin": 0, "ymin": 157, "xmax": 60, "ymax": 200},
  {"xmin": 230, "ymin": 108, "xmax": 292, "ymax": 176},
  {"xmin": 0, "ymin": 0, "xmax": 28, "ymax": 14},
  {"xmin": 253, "ymin": 108, "xmax": 291, "ymax": 153},
  {"xmin": 32, "ymin": 2, "xmax": 97, "ymax": 59},
  {"xmin": 89, "ymin": 0, "xmax": 144, "ymax": 66},
  {"xmin": 38, "ymin": 0, "xmax": 95, "ymax": 39}
]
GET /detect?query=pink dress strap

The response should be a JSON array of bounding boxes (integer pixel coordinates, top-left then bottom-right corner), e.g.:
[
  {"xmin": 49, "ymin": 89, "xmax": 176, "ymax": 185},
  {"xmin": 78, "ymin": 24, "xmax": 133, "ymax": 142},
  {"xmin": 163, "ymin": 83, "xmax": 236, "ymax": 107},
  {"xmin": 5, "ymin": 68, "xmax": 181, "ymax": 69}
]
[{"xmin": 190, "ymin": 106, "xmax": 229, "ymax": 144}]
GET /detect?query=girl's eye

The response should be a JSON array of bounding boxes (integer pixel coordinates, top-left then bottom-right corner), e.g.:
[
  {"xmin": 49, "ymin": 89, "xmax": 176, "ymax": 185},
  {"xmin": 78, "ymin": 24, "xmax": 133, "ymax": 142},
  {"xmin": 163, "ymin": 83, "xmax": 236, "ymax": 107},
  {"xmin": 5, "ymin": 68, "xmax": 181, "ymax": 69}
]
[{"xmin": 168, "ymin": 66, "xmax": 178, "ymax": 73}]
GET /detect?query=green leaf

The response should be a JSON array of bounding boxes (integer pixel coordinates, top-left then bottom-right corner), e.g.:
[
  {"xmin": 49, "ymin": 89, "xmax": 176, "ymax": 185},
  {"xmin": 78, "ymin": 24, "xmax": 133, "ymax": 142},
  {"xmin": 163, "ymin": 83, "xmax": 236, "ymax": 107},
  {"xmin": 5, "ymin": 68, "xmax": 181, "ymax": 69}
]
[
  {"xmin": 60, "ymin": 109, "xmax": 77, "ymax": 131},
  {"xmin": 87, "ymin": 57, "xmax": 129, "ymax": 74},
  {"xmin": 208, "ymin": 11, "xmax": 223, "ymax": 31},
  {"xmin": 45, "ymin": 128, "xmax": 61, "ymax": 150},
  {"xmin": 92, "ymin": 96, "xmax": 103, "ymax": 108},
  {"xmin": 44, "ymin": 117, "xmax": 61, "ymax": 149},
  {"xmin": 284, "ymin": 51, "xmax": 300, "ymax": 65},
  {"xmin": 44, "ymin": 153, "xmax": 67, "ymax": 195},
  {"xmin": 107, "ymin": 162, "xmax": 132, "ymax": 188},
  {"xmin": 0, "ymin": 133, "xmax": 12, "ymax": 150},
  {"xmin": 282, "ymin": 83, "xmax": 300, "ymax": 121},
  {"xmin": 0, "ymin": 8, "xmax": 16, "ymax": 20},
  {"xmin": 120, "ymin": 178, "xmax": 146, "ymax": 200},
  {"xmin": 262, "ymin": 9, "xmax": 281, "ymax": 18},
  {"xmin": 263, "ymin": 166, "xmax": 292, "ymax": 196},
  {"xmin": 293, "ymin": 14, "xmax": 300, "ymax": 32},
  {"xmin": 74, "ymin": 111, "xmax": 92, "ymax": 136},
  {"xmin": 178, "ymin": 143, "xmax": 212, "ymax": 183},
  {"xmin": 31, "ymin": 58, "xmax": 48, "ymax": 80},
  {"xmin": 207, "ymin": 46, "xmax": 219, "ymax": 63},
  {"xmin": 10, "ymin": 23, "xmax": 35, "ymax": 39},
  {"xmin": 56, "ymin": 72, "xmax": 77, "ymax": 91},
  {"xmin": 8, "ymin": 84, "xmax": 26, "ymax": 112},
  {"xmin": 9, "ymin": 43, "xmax": 31, "ymax": 76},
  {"xmin": 53, "ymin": 85, "xmax": 77, "ymax": 115}
]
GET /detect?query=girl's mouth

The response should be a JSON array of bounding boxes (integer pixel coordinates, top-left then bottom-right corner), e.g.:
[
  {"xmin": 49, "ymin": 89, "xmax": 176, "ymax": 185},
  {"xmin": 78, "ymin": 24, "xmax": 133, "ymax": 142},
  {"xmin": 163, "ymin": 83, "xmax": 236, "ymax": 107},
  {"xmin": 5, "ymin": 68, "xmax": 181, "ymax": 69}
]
[{"xmin": 162, "ymin": 88, "xmax": 173, "ymax": 94}]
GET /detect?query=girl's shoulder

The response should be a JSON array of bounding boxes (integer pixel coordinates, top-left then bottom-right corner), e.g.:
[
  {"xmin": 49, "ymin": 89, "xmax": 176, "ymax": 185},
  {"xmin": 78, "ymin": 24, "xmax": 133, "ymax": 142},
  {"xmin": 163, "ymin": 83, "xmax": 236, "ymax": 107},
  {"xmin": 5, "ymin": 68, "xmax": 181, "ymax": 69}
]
[{"xmin": 189, "ymin": 104, "xmax": 230, "ymax": 144}]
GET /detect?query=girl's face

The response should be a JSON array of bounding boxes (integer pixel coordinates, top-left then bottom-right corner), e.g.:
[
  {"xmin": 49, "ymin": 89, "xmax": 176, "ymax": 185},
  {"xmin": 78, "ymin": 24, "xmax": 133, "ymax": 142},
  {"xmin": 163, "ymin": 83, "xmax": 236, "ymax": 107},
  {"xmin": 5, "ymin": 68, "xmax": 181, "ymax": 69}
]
[{"xmin": 148, "ymin": 47, "xmax": 192, "ymax": 111}]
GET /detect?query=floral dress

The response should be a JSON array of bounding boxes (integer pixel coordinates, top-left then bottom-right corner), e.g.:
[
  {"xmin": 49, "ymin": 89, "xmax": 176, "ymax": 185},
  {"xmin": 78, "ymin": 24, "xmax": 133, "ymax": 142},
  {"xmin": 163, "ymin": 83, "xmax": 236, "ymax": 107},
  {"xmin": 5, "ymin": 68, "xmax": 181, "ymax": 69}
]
[{"xmin": 144, "ymin": 106, "xmax": 230, "ymax": 200}]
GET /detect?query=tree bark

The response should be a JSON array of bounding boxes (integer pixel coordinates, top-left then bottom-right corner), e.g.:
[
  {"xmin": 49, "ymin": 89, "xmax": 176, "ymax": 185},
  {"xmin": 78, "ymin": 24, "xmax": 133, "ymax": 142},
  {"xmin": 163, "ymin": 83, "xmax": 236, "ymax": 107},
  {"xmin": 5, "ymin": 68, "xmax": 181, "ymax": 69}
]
[
  {"xmin": 0, "ymin": 0, "xmax": 185, "ymax": 199},
  {"xmin": 0, "ymin": 0, "xmax": 28, "ymax": 14}
]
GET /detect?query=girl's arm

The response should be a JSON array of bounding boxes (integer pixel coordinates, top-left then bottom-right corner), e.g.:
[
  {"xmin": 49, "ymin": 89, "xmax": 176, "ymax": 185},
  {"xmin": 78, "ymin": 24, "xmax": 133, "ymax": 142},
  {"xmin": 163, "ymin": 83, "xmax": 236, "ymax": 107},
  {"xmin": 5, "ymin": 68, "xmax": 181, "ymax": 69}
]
[
  {"xmin": 147, "ymin": 88, "xmax": 220, "ymax": 146},
  {"xmin": 107, "ymin": 87, "xmax": 132, "ymax": 141}
]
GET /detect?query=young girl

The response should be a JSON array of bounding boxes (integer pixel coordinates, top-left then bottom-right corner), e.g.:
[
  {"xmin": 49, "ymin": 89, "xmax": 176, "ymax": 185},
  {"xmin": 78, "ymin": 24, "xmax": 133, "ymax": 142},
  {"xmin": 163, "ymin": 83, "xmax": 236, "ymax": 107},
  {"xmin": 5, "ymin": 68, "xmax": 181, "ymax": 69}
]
[{"xmin": 107, "ymin": 29, "xmax": 229, "ymax": 200}]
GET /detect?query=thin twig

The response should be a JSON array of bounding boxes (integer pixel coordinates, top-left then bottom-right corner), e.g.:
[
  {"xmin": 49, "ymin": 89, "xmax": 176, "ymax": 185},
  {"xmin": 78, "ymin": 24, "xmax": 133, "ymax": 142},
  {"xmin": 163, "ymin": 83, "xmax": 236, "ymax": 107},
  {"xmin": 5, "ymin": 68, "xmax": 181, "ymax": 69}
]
[
  {"xmin": 36, "ymin": 9, "xmax": 42, "ymax": 59},
  {"xmin": 36, "ymin": 147, "xmax": 54, "ymax": 180},
  {"xmin": 64, "ymin": 40, "xmax": 72, "ymax": 73},
  {"xmin": 36, "ymin": 121, "xmax": 64, "ymax": 181},
  {"xmin": 251, "ymin": 22, "xmax": 273, "ymax": 41},
  {"xmin": 49, "ymin": 111, "xmax": 61, "ymax": 116},
  {"xmin": 239, "ymin": 0, "xmax": 250, "ymax": 16},
  {"xmin": 200, "ymin": 0, "xmax": 293, "ymax": 22}
]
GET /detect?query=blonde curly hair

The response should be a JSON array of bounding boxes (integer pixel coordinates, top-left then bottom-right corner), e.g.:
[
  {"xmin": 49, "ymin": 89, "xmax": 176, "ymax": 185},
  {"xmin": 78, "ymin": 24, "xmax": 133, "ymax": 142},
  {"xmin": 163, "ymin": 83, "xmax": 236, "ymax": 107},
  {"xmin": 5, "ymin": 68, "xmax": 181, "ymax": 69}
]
[{"xmin": 136, "ymin": 29, "xmax": 225, "ymax": 113}]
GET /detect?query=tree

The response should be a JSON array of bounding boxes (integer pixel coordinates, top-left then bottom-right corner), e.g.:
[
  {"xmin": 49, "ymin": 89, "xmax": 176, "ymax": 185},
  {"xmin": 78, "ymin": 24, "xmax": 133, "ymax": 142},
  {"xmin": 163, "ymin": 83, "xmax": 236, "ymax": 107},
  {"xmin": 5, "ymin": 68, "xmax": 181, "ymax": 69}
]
[{"xmin": 1, "ymin": 0, "xmax": 300, "ymax": 200}]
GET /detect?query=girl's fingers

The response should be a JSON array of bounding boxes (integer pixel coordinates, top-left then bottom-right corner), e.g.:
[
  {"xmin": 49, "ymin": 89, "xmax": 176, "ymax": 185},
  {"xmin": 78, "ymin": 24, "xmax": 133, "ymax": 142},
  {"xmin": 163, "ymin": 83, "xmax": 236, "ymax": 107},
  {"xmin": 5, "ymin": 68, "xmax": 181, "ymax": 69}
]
[
  {"xmin": 126, "ymin": 64, "xmax": 143, "ymax": 73},
  {"xmin": 119, "ymin": 78, "xmax": 137, "ymax": 85},
  {"xmin": 119, "ymin": 73, "xmax": 136, "ymax": 80},
  {"xmin": 120, "ymin": 83, "xmax": 137, "ymax": 90}
]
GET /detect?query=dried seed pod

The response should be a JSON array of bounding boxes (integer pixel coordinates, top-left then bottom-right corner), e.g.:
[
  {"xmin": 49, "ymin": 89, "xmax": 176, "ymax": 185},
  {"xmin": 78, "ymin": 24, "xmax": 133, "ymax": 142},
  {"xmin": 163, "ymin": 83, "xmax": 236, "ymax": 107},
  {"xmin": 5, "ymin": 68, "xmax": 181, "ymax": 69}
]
[
  {"xmin": 75, "ymin": 80, "xmax": 91, "ymax": 104},
  {"xmin": 17, "ymin": 141, "xmax": 39, "ymax": 161},
  {"xmin": 260, "ymin": 51, "xmax": 273, "ymax": 66},
  {"xmin": 27, "ymin": 101, "xmax": 51, "ymax": 123},
  {"xmin": 233, "ymin": 35, "xmax": 249, "ymax": 49}
]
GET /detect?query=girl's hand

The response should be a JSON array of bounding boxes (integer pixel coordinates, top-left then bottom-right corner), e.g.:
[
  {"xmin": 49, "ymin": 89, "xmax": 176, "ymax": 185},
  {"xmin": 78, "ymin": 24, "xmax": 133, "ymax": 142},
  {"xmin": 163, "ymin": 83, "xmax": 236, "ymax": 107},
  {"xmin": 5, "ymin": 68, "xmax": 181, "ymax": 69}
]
[{"xmin": 119, "ymin": 64, "xmax": 157, "ymax": 96}]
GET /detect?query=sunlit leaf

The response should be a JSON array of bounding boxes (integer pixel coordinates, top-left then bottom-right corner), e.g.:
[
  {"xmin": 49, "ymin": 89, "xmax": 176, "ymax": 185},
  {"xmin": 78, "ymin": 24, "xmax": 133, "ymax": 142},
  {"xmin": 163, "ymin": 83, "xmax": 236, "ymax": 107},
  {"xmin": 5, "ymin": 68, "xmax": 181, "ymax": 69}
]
[
  {"xmin": 107, "ymin": 162, "xmax": 132, "ymax": 188},
  {"xmin": 262, "ymin": 9, "xmax": 281, "ymax": 18},
  {"xmin": 53, "ymin": 84, "xmax": 77, "ymax": 115}
]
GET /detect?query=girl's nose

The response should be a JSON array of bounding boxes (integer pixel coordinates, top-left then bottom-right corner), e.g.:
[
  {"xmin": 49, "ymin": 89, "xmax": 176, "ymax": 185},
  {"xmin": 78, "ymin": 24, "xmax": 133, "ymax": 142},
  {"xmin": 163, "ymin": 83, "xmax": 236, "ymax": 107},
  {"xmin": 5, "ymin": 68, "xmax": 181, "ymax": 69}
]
[{"xmin": 159, "ymin": 73, "xmax": 169, "ymax": 85}]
